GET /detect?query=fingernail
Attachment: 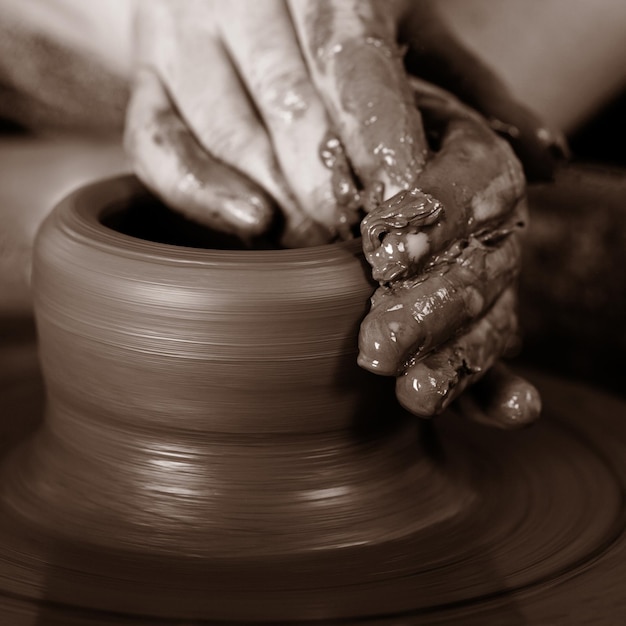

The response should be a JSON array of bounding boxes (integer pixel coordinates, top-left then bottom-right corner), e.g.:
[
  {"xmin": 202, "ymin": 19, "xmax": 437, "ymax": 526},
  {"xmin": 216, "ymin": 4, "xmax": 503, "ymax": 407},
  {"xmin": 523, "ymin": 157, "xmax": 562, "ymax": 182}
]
[
  {"xmin": 223, "ymin": 195, "xmax": 274, "ymax": 236},
  {"xmin": 357, "ymin": 319, "xmax": 402, "ymax": 377}
]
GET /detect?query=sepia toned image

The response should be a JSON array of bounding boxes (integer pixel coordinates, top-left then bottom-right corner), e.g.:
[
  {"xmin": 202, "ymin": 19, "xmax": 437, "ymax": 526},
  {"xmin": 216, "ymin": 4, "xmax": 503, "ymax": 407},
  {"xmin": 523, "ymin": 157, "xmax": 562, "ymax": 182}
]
[{"xmin": 0, "ymin": 1, "xmax": 625, "ymax": 624}]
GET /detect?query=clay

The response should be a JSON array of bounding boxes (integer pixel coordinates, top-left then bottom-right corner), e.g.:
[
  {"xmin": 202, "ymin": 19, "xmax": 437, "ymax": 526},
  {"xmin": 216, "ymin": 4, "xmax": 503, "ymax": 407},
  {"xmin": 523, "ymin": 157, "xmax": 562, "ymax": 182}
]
[
  {"xmin": 318, "ymin": 130, "xmax": 361, "ymax": 235},
  {"xmin": 395, "ymin": 287, "xmax": 519, "ymax": 417},
  {"xmin": 5, "ymin": 176, "xmax": 467, "ymax": 559},
  {"xmin": 1, "ymin": 355, "xmax": 626, "ymax": 622},
  {"xmin": 0, "ymin": 176, "xmax": 625, "ymax": 622},
  {"xmin": 358, "ymin": 220, "xmax": 522, "ymax": 376},
  {"xmin": 296, "ymin": 0, "xmax": 428, "ymax": 194},
  {"xmin": 361, "ymin": 79, "xmax": 526, "ymax": 284}
]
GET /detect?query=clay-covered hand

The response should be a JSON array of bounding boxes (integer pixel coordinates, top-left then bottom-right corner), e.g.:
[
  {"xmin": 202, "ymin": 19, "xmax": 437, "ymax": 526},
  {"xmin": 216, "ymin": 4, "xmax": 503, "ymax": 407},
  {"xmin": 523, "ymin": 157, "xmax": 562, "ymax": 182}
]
[
  {"xmin": 290, "ymin": 0, "xmax": 567, "ymax": 191},
  {"xmin": 125, "ymin": 0, "xmax": 565, "ymax": 247},
  {"xmin": 358, "ymin": 81, "xmax": 541, "ymax": 428},
  {"xmin": 126, "ymin": 0, "xmax": 366, "ymax": 248}
]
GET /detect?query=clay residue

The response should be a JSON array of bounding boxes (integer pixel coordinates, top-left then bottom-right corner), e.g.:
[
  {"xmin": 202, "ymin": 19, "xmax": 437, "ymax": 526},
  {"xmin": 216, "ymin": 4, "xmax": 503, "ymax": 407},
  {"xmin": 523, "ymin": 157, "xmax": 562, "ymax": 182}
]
[
  {"xmin": 360, "ymin": 188, "xmax": 443, "ymax": 283},
  {"xmin": 330, "ymin": 37, "xmax": 427, "ymax": 192},
  {"xmin": 303, "ymin": 0, "xmax": 337, "ymax": 73},
  {"xmin": 302, "ymin": 1, "xmax": 427, "ymax": 196},
  {"xmin": 150, "ymin": 107, "xmax": 273, "ymax": 236},
  {"xmin": 358, "ymin": 231, "xmax": 521, "ymax": 376},
  {"xmin": 396, "ymin": 287, "xmax": 518, "ymax": 416},
  {"xmin": 318, "ymin": 131, "xmax": 361, "ymax": 236},
  {"xmin": 264, "ymin": 81, "xmax": 309, "ymax": 124}
]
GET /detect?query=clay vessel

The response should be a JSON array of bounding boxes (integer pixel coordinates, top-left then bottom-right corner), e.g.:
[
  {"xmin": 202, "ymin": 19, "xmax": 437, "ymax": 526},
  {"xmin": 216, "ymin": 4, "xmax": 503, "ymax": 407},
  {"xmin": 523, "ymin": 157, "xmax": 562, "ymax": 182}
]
[
  {"xmin": 6, "ymin": 176, "xmax": 464, "ymax": 558},
  {"xmin": 3, "ymin": 176, "xmax": 626, "ymax": 623}
]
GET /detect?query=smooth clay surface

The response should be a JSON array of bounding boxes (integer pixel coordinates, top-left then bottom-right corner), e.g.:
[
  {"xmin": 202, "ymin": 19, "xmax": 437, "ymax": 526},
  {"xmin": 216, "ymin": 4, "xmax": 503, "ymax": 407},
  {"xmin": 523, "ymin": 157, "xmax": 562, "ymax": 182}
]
[
  {"xmin": 0, "ymin": 354, "xmax": 625, "ymax": 623},
  {"xmin": 6, "ymin": 176, "xmax": 470, "ymax": 557},
  {"xmin": 0, "ymin": 177, "xmax": 625, "ymax": 623}
]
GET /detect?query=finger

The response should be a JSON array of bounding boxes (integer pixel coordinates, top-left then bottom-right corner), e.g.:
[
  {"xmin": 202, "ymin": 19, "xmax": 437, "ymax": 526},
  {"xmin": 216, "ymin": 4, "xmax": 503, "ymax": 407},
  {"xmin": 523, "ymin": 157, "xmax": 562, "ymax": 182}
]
[
  {"xmin": 395, "ymin": 287, "xmax": 518, "ymax": 418},
  {"xmin": 398, "ymin": 2, "xmax": 568, "ymax": 181},
  {"xmin": 358, "ymin": 211, "xmax": 523, "ymax": 375},
  {"xmin": 362, "ymin": 89, "xmax": 526, "ymax": 282},
  {"xmin": 216, "ymin": 0, "xmax": 361, "ymax": 236},
  {"xmin": 456, "ymin": 363, "xmax": 541, "ymax": 430},
  {"xmin": 137, "ymin": 2, "xmax": 329, "ymax": 247},
  {"xmin": 289, "ymin": 0, "xmax": 428, "ymax": 201},
  {"xmin": 124, "ymin": 67, "xmax": 274, "ymax": 238}
]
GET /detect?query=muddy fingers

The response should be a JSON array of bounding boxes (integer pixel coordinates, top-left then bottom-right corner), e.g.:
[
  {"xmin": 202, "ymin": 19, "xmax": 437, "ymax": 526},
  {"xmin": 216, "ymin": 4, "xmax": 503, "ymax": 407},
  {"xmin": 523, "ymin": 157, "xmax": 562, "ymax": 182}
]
[
  {"xmin": 395, "ymin": 288, "xmax": 518, "ymax": 418},
  {"xmin": 124, "ymin": 67, "xmax": 274, "ymax": 238},
  {"xmin": 456, "ymin": 363, "xmax": 542, "ymax": 429},
  {"xmin": 362, "ymin": 83, "xmax": 526, "ymax": 282},
  {"xmin": 289, "ymin": 0, "xmax": 428, "ymax": 200},
  {"xmin": 358, "ymin": 215, "xmax": 523, "ymax": 375}
]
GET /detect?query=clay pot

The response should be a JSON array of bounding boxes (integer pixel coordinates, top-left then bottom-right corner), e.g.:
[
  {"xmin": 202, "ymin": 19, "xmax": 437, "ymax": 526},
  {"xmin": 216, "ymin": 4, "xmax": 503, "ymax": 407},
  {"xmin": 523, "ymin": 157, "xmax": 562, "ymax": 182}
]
[
  {"xmin": 8, "ymin": 176, "xmax": 462, "ymax": 558},
  {"xmin": 3, "ymin": 176, "xmax": 626, "ymax": 623}
]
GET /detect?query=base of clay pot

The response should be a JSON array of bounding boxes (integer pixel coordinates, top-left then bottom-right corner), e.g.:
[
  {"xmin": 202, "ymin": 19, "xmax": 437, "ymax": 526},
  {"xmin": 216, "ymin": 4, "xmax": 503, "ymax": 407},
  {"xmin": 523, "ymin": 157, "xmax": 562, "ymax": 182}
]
[
  {"xmin": 1, "ymin": 352, "xmax": 625, "ymax": 624},
  {"xmin": 2, "ymin": 408, "xmax": 473, "ymax": 558}
]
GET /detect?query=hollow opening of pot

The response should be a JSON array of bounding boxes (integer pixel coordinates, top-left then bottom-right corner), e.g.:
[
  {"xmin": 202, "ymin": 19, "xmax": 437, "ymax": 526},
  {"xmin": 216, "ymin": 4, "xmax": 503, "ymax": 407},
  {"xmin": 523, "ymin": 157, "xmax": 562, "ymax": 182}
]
[{"xmin": 100, "ymin": 194, "xmax": 283, "ymax": 251}]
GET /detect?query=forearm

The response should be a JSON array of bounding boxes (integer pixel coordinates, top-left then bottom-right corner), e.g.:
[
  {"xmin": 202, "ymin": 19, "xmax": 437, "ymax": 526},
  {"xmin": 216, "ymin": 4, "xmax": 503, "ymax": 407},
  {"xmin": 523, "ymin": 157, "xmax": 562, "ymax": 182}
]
[{"xmin": 0, "ymin": 0, "xmax": 133, "ymax": 130}]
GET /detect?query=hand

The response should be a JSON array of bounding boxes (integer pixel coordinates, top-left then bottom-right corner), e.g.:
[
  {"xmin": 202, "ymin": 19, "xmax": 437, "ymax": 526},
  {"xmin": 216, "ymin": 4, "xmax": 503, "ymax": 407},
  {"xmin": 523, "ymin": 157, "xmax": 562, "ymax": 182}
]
[
  {"xmin": 358, "ymin": 80, "xmax": 541, "ymax": 428},
  {"xmin": 125, "ymin": 0, "xmax": 552, "ymax": 426},
  {"xmin": 126, "ymin": 0, "xmax": 371, "ymax": 247},
  {"xmin": 124, "ymin": 0, "xmax": 565, "ymax": 248}
]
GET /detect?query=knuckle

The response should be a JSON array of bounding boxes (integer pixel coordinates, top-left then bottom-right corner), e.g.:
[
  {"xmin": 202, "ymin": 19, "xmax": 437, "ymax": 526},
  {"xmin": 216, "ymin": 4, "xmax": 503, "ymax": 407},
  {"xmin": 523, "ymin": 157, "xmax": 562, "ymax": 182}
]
[
  {"xmin": 209, "ymin": 123, "xmax": 258, "ymax": 157},
  {"xmin": 254, "ymin": 71, "xmax": 316, "ymax": 124}
]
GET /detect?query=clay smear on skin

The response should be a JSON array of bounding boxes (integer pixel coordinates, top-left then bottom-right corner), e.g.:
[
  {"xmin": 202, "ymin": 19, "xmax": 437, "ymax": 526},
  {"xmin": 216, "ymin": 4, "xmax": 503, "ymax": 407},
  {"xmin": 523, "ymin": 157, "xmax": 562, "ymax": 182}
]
[
  {"xmin": 359, "ymin": 231, "xmax": 521, "ymax": 376},
  {"xmin": 318, "ymin": 131, "xmax": 360, "ymax": 233},
  {"xmin": 303, "ymin": 1, "xmax": 426, "ymax": 197},
  {"xmin": 397, "ymin": 287, "xmax": 518, "ymax": 416},
  {"xmin": 150, "ymin": 107, "xmax": 270, "ymax": 234},
  {"xmin": 264, "ymin": 80, "xmax": 310, "ymax": 124}
]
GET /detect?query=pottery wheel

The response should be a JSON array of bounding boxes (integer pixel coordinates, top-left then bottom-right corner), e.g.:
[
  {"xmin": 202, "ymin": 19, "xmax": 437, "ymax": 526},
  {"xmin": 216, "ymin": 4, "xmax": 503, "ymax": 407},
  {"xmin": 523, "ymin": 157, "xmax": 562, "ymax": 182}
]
[{"xmin": 0, "ymin": 334, "xmax": 625, "ymax": 625}]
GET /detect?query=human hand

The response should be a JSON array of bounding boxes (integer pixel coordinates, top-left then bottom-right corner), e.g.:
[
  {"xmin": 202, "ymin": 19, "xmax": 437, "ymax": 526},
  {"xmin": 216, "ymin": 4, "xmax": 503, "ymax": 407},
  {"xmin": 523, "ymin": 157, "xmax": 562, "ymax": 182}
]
[
  {"xmin": 358, "ymin": 80, "xmax": 541, "ymax": 427},
  {"xmin": 125, "ymin": 0, "xmax": 376, "ymax": 247},
  {"xmin": 124, "ymin": 0, "xmax": 565, "ymax": 248},
  {"xmin": 125, "ymin": 0, "xmax": 551, "ymax": 426}
]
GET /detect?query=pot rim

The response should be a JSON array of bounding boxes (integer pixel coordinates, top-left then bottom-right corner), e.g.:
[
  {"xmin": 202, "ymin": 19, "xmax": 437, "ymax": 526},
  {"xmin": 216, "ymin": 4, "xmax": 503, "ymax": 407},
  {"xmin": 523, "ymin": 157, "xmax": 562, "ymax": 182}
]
[{"xmin": 48, "ymin": 174, "xmax": 364, "ymax": 269}]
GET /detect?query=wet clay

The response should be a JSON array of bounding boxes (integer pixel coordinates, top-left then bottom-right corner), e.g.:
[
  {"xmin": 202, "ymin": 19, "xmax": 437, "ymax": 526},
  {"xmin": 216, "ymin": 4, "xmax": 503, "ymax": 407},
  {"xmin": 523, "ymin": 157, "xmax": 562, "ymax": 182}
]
[
  {"xmin": 299, "ymin": 1, "xmax": 428, "ymax": 195},
  {"xmin": 4, "ymin": 176, "xmax": 469, "ymax": 559},
  {"xmin": 361, "ymin": 79, "xmax": 526, "ymax": 284},
  {"xmin": 0, "ymin": 178, "xmax": 625, "ymax": 622},
  {"xmin": 1, "ymin": 350, "xmax": 626, "ymax": 622},
  {"xmin": 318, "ymin": 130, "xmax": 361, "ymax": 235},
  {"xmin": 352, "ymin": 80, "xmax": 529, "ymax": 422}
]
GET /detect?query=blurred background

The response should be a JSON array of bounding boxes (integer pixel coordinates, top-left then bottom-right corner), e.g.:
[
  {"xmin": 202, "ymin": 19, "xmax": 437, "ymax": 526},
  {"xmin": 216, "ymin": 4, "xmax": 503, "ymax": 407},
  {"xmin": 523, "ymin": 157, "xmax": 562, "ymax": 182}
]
[{"xmin": 1, "ymin": 0, "xmax": 625, "ymax": 395}]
